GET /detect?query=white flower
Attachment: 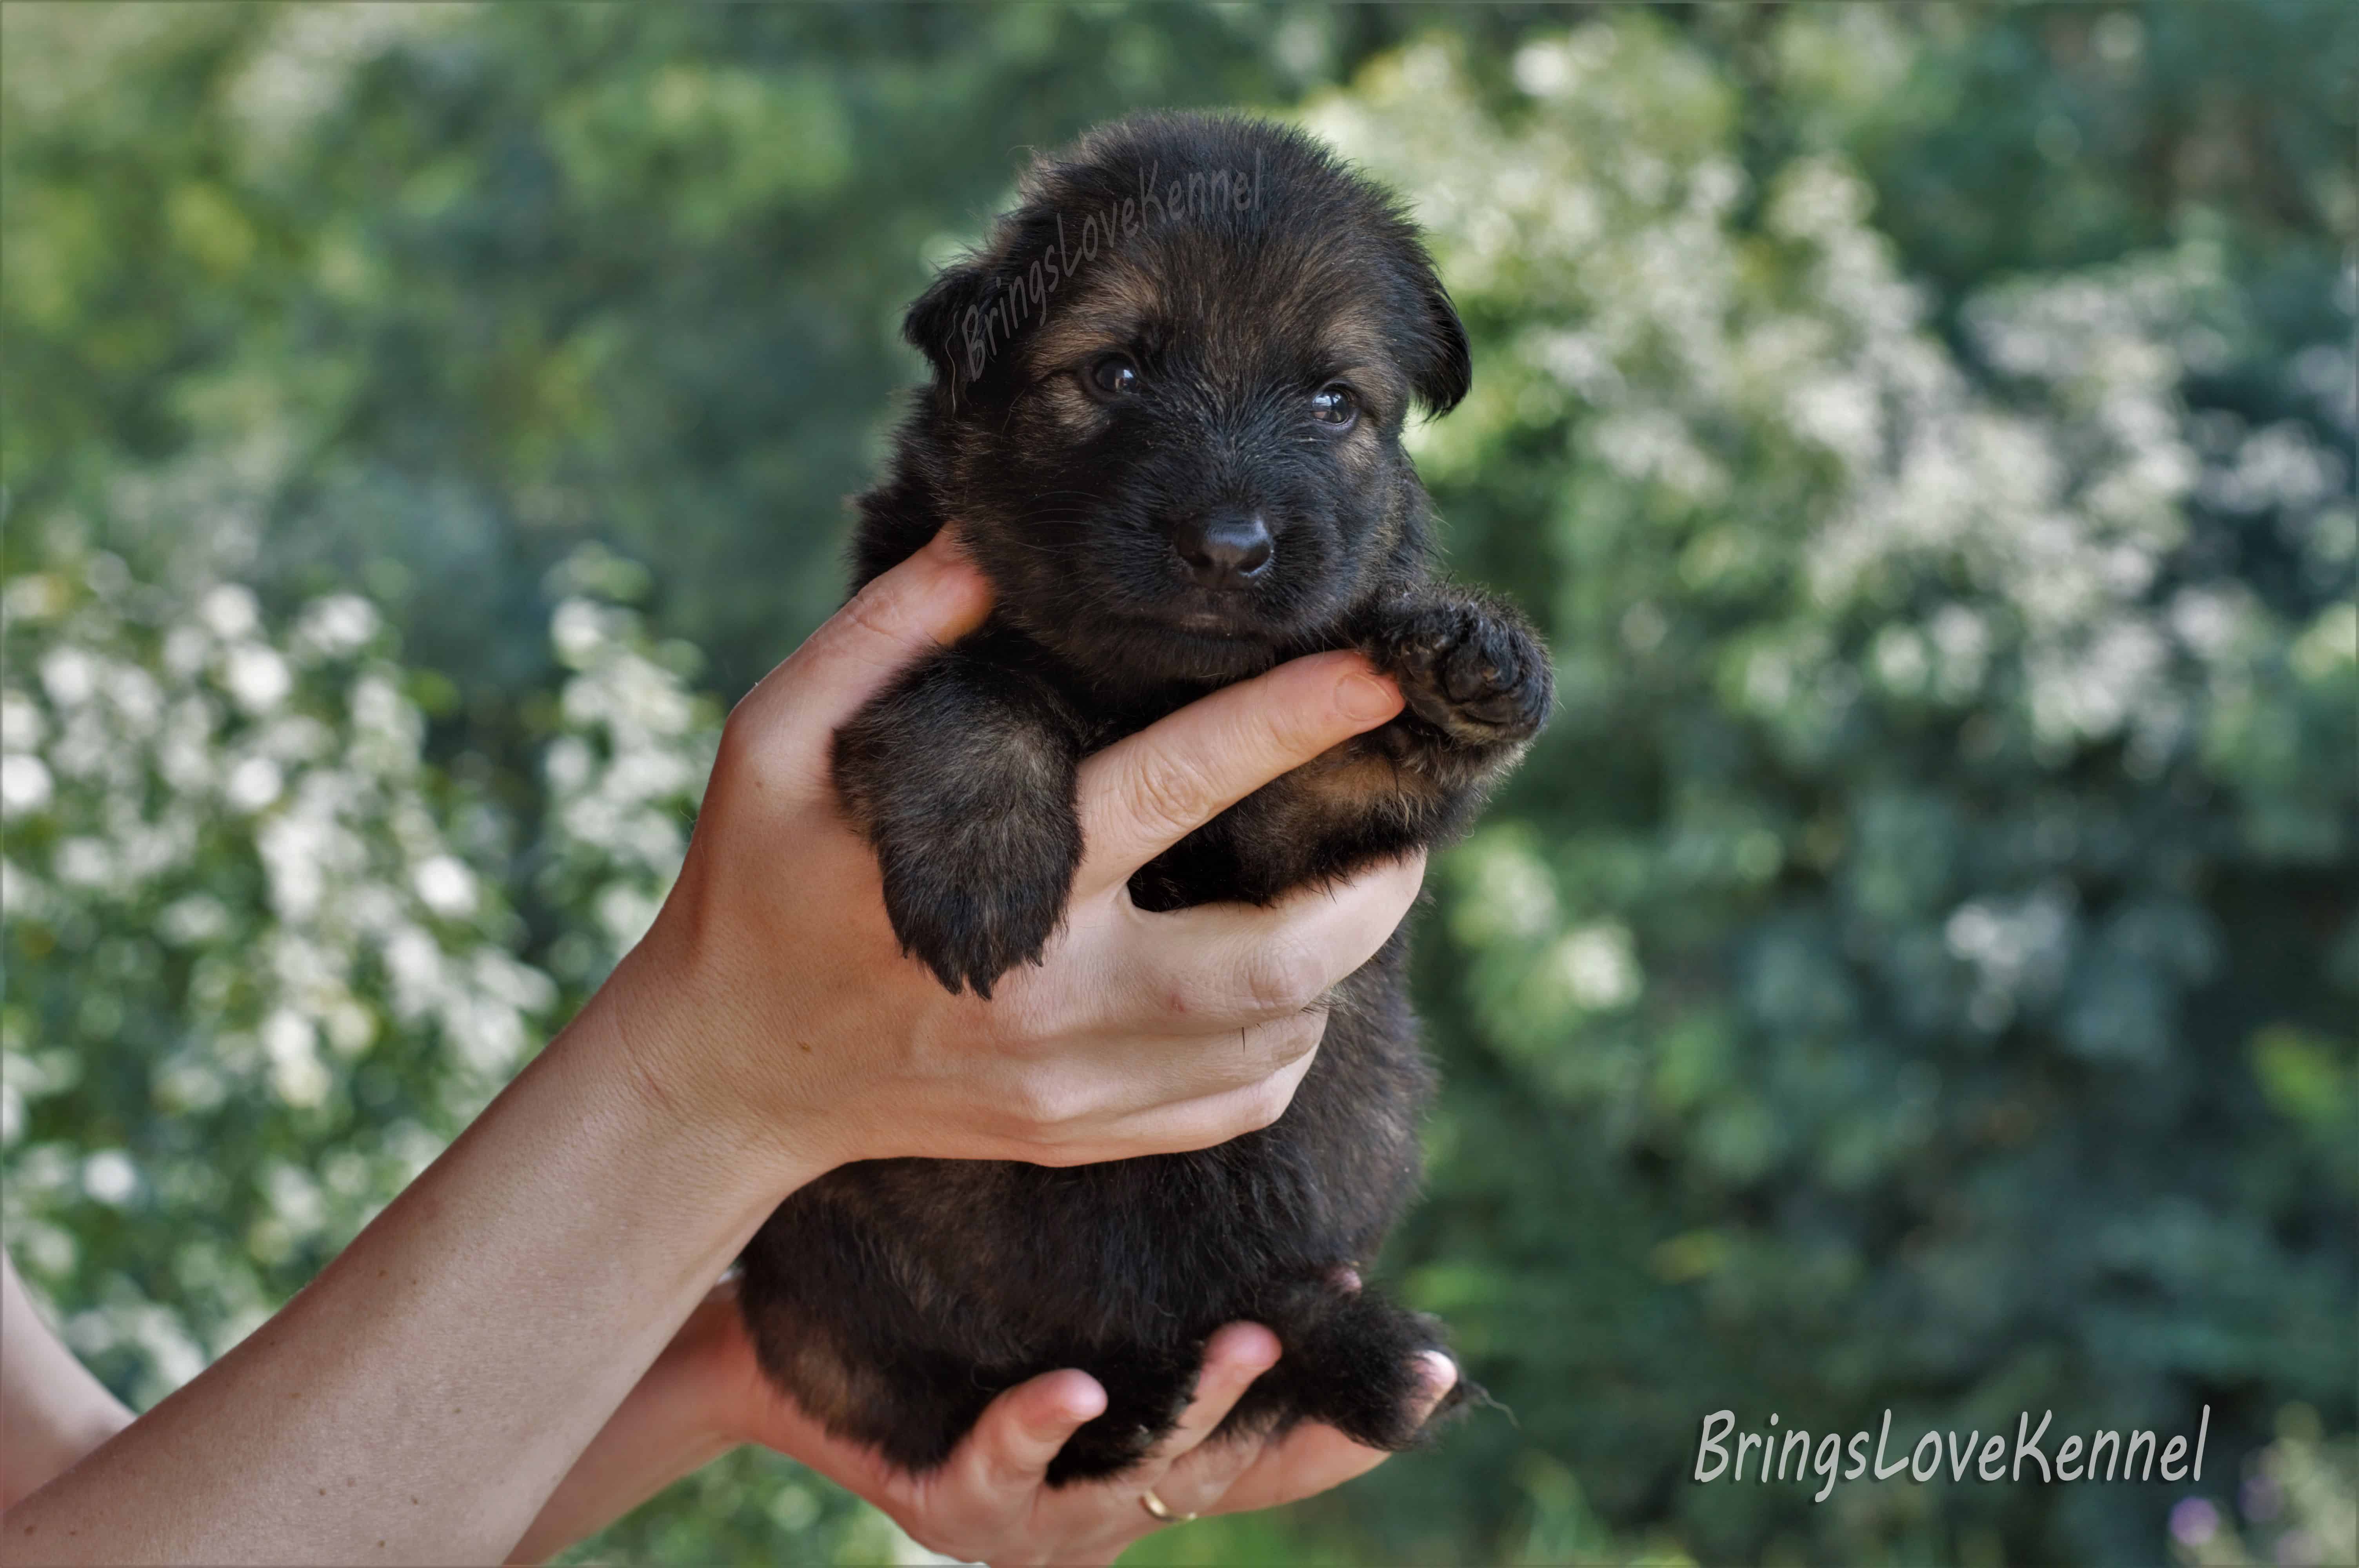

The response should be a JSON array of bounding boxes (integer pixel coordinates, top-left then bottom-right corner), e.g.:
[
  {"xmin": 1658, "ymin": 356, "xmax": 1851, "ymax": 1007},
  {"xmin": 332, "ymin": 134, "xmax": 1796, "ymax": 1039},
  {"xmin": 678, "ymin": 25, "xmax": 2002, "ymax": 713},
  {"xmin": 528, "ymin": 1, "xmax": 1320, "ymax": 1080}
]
[
  {"xmin": 263, "ymin": 1009, "xmax": 328, "ymax": 1109},
  {"xmin": 264, "ymin": 1160, "xmax": 326, "ymax": 1234},
  {"xmin": 224, "ymin": 755, "xmax": 284, "ymax": 813},
  {"xmin": 551, "ymin": 599, "xmax": 615, "ymax": 668},
  {"xmin": 158, "ymin": 894, "xmax": 234, "ymax": 947},
  {"xmin": 198, "ymin": 584, "xmax": 261, "ymax": 639},
  {"xmin": 323, "ymin": 1000, "xmax": 378, "ymax": 1057},
  {"xmin": 412, "ymin": 855, "xmax": 478, "ymax": 919},
  {"xmin": 82, "ymin": 1150, "xmax": 140, "ymax": 1206},
  {"xmin": 1555, "ymin": 923, "xmax": 1643, "ymax": 1011},
  {"xmin": 1, "ymin": 689, "xmax": 47, "ymax": 752},
  {"xmin": 294, "ymin": 594, "xmax": 380, "ymax": 659},
  {"xmin": 2, "ymin": 574, "xmax": 69, "ymax": 622},
  {"xmin": 223, "ymin": 644, "xmax": 293, "ymax": 713},
  {"xmin": 55, "ymin": 838, "xmax": 113, "ymax": 889},
  {"xmin": 0, "ymin": 754, "xmax": 54, "ymax": 816},
  {"xmin": 40, "ymin": 648, "xmax": 96, "ymax": 708},
  {"xmin": 163, "ymin": 623, "xmax": 211, "ymax": 679}
]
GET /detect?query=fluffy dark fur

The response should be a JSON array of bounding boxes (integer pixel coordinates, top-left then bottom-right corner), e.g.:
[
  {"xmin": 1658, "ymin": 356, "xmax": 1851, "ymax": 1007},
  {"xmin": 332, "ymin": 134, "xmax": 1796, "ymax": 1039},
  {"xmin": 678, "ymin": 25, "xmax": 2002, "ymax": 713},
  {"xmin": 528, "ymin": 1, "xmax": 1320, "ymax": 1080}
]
[{"xmin": 737, "ymin": 113, "xmax": 1550, "ymax": 1485}]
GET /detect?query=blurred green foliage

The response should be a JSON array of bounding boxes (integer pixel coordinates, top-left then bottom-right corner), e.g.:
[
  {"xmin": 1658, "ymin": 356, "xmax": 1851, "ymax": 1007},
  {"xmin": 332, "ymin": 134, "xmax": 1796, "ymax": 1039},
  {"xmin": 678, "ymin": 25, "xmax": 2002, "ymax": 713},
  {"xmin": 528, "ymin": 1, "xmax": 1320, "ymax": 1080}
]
[
  {"xmin": 3, "ymin": 4, "xmax": 2352, "ymax": 1565},
  {"xmin": 2169, "ymin": 1405, "xmax": 2358, "ymax": 1568}
]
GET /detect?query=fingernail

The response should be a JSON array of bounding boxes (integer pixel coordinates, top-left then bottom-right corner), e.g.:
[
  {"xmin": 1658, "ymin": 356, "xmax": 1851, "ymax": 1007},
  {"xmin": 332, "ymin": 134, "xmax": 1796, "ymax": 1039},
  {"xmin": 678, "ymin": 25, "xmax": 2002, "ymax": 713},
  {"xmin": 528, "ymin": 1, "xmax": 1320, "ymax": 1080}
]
[
  {"xmin": 1415, "ymin": 1351, "xmax": 1458, "ymax": 1401},
  {"xmin": 1336, "ymin": 670, "xmax": 1401, "ymax": 724}
]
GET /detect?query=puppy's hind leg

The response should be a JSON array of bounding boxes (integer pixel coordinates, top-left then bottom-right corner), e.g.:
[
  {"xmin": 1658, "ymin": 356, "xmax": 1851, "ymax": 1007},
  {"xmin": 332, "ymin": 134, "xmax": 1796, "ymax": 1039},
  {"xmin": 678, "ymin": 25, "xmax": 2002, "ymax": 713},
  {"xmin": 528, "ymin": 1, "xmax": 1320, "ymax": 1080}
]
[
  {"xmin": 1040, "ymin": 1339, "xmax": 1203, "ymax": 1486},
  {"xmin": 1227, "ymin": 1284, "xmax": 1471, "ymax": 1454}
]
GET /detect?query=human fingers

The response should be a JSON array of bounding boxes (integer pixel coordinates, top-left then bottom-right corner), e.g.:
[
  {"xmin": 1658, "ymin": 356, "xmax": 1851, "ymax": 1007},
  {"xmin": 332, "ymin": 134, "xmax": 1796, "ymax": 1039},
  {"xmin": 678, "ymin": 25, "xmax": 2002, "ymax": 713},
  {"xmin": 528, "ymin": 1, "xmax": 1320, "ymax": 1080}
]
[
  {"xmin": 1034, "ymin": 1041, "xmax": 1324, "ymax": 1167},
  {"xmin": 947, "ymin": 1368, "xmax": 1109, "ymax": 1498},
  {"xmin": 1207, "ymin": 1352, "xmax": 1458, "ymax": 1516},
  {"xmin": 729, "ymin": 526, "xmax": 994, "ymax": 776},
  {"xmin": 1140, "ymin": 1323, "xmax": 1280, "ymax": 1470},
  {"xmin": 1070, "ymin": 653, "xmax": 1401, "ymax": 899},
  {"xmin": 1126, "ymin": 1324, "xmax": 1282, "ymax": 1515},
  {"xmin": 1109, "ymin": 853, "xmax": 1427, "ymax": 1035}
]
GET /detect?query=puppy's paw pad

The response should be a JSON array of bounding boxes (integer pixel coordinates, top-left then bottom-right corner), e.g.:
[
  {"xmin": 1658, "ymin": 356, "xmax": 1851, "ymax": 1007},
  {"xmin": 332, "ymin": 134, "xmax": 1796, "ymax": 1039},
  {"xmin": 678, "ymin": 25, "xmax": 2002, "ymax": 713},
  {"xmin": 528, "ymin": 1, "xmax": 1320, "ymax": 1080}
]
[{"xmin": 1377, "ymin": 608, "xmax": 1548, "ymax": 746}]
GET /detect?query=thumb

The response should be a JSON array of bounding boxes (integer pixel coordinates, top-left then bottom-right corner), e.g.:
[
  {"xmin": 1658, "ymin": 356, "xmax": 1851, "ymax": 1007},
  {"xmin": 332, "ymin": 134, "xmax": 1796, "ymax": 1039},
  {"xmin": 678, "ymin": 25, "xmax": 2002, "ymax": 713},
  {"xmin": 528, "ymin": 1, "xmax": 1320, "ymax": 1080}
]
[
  {"xmin": 955, "ymin": 1369, "xmax": 1107, "ymax": 1495},
  {"xmin": 738, "ymin": 526, "xmax": 994, "ymax": 754}
]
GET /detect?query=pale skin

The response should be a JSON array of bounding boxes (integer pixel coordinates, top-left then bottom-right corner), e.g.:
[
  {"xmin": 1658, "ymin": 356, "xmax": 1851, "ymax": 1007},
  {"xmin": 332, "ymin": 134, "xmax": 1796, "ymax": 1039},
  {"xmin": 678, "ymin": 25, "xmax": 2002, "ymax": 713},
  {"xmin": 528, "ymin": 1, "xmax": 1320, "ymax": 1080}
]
[{"xmin": 0, "ymin": 527, "xmax": 1451, "ymax": 1566}]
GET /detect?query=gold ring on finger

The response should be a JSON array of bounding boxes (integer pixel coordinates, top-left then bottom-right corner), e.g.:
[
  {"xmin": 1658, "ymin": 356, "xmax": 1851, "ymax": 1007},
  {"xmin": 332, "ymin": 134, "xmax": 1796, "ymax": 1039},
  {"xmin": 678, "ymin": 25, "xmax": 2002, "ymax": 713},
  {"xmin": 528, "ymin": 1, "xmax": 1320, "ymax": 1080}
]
[{"xmin": 1140, "ymin": 1489, "xmax": 1197, "ymax": 1524}]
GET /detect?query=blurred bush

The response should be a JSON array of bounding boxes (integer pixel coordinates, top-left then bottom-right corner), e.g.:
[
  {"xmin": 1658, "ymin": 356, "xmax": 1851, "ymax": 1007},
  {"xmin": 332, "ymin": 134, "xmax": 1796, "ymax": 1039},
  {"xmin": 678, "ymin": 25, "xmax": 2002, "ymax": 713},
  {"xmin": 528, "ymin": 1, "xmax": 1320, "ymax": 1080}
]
[
  {"xmin": 3, "ymin": 522, "xmax": 532, "ymax": 1395},
  {"xmin": 2170, "ymin": 1406, "xmax": 2357, "ymax": 1568},
  {"xmin": 3, "ymin": 4, "xmax": 2351, "ymax": 1564},
  {"xmin": 1308, "ymin": 16, "xmax": 2354, "ymax": 1564}
]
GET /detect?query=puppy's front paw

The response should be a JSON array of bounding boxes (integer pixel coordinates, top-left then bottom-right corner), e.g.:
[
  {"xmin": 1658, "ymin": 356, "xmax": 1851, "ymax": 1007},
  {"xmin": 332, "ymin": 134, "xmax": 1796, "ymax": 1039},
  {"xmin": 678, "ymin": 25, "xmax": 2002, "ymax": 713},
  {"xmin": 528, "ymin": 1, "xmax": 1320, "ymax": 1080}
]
[
  {"xmin": 1372, "ymin": 601, "xmax": 1550, "ymax": 749},
  {"xmin": 877, "ymin": 840, "xmax": 1074, "ymax": 999},
  {"xmin": 834, "ymin": 647, "xmax": 1087, "ymax": 1000}
]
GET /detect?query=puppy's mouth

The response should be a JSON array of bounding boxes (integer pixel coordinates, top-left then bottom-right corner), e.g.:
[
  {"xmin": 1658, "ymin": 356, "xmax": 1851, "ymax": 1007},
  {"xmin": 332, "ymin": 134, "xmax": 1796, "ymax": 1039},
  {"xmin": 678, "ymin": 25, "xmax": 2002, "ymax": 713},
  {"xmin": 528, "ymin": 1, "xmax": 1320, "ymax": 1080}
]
[
  {"xmin": 1129, "ymin": 586, "xmax": 1292, "ymax": 646},
  {"xmin": 994, "ymin": 528, "xmax": 1318, "ymax": 684},
  {"xmin": 1061, "ymin": 593, "xmax": 1291, "ymax": 686},
  {"xmin": 1158, "ymin": 606, "xmax": 1260, "ymax": 635}
]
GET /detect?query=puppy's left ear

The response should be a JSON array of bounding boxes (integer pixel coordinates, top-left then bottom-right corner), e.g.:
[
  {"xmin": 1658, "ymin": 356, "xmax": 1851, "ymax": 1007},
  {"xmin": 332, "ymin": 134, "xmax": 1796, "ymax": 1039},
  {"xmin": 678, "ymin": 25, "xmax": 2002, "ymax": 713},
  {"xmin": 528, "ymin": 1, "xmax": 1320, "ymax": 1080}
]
[
  {"xmin": 1408, "ymin": 272, "xmax": 1472, "ymax": 417},
  {"xmin": 903, "ymin": 260, "xmax": 996, "ymax": 390}
]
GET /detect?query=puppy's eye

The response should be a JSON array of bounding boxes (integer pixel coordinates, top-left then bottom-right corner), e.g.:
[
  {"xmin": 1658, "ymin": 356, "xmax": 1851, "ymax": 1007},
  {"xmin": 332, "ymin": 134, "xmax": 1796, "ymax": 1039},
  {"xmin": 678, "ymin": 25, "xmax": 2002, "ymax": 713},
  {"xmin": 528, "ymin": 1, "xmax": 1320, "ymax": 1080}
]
[
  {"xmin": 1083, "ymin": 354, "xmax": 1140, "ymax": 400},
  {"xmin": 1310, "ymin": 384, "xmax": 1359, "ymax": 428}
]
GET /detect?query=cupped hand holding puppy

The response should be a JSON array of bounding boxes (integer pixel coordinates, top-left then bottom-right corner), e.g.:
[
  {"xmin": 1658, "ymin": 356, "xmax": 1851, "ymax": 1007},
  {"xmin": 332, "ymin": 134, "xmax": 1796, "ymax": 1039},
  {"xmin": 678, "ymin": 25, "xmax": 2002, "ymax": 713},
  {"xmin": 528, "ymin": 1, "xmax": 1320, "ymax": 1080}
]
[
  {"xmin": 760, "ymin": 1318, "xmax": 1457, "ymax": 1567},
  {"xmin": 605, "ymin": 523, "xmax": 1425, "ymax": 1176},
  {"xmin": 517, "ymin": 1284, "xmax": 1458, "ymax": 1567}
]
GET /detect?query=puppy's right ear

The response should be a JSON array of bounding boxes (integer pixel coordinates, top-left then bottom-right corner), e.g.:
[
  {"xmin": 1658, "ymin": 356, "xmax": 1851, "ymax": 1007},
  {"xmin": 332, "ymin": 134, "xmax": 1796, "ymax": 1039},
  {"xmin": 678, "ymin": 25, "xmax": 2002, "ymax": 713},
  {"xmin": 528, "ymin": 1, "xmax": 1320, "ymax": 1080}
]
[
  {"xmin": 903, "ymin": 261, "xmax": 994, "ymax": 390},
  {"xmin": 1407, "ymin": 271, "xmax": 1472, "ymax": 417}
]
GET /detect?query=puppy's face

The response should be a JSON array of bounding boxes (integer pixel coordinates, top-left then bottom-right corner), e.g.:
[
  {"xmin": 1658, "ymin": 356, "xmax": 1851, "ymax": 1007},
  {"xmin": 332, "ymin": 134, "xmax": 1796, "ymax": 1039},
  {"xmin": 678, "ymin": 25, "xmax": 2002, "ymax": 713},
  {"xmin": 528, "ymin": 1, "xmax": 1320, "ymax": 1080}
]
[{"xmin": 905, "ymin": 116, "xmax": 1469, "ymax": 689}]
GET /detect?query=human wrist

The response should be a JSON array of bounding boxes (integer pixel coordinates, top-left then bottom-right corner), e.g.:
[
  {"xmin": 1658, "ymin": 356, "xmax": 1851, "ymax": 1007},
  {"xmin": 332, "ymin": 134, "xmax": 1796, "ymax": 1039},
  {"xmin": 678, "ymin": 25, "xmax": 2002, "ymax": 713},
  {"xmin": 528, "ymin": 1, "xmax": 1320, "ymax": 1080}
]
[{"xmin": 556, "ymin": 935, "xmax": 847, "ymax": 1210}]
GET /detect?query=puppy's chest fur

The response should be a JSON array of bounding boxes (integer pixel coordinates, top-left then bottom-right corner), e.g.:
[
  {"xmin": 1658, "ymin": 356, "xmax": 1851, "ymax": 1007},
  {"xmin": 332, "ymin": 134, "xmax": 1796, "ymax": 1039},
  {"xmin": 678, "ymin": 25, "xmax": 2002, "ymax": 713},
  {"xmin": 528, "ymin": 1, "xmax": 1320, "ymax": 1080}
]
[{"xmin": 734, "ymin": 111, "xmax": 1551, "ymax": 1485}]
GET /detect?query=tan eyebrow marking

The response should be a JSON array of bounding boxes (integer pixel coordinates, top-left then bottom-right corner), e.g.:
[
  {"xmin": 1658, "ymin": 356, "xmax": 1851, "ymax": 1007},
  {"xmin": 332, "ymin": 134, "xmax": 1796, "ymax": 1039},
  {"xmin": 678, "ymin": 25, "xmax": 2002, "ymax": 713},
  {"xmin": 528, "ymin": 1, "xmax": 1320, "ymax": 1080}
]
[
  {"xmin": 1027, "ymin": 259, "xmax": 1162, "ymax": 372},
  {"xmin": 1310, "ymin": 301, "xmax": 1411, "ymax": 419}
]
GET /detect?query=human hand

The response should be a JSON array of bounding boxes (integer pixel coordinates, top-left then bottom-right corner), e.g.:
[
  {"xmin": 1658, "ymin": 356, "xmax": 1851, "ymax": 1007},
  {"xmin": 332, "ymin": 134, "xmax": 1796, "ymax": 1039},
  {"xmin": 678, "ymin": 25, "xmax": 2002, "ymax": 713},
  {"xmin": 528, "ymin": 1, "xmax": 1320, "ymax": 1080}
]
[
  {"xmin": 712, "ymin": 1296, "xmax": 1458, "ymax": 1567},
  {"xmin": 602, "ymin": 525, "xmax": 1424, "ymax": 1178},
  {"xmin": 510, "ymin": 1282, "xmax": 1456, "ymax": 1566}
]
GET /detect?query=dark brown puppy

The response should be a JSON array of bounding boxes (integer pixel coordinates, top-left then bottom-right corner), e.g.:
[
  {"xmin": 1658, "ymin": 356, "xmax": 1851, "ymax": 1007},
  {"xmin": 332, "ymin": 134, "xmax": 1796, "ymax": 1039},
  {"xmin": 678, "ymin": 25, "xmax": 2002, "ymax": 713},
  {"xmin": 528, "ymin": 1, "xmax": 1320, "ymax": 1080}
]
[{"xmin": 738, "ymin": 112, "xmax": 1550, "ymax": 1485}]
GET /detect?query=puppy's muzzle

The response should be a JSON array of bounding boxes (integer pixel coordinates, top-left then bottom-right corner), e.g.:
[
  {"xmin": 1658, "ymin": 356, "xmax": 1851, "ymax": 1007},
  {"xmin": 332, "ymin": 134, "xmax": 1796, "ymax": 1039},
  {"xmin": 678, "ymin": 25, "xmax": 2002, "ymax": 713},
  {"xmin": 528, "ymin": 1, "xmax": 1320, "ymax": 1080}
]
[{"xmin": 1174, "ymin": 511, "xmax": 1273, "ymax": 590}]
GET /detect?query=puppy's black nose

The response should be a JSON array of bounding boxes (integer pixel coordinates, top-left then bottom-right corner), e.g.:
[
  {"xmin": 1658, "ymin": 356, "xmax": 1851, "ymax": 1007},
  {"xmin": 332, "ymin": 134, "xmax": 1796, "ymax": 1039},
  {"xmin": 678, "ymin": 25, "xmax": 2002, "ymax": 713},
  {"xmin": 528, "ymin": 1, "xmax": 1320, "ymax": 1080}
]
[{"xmin": 1174, "ymin": 513, "xmax": 1273, "ymax": 589}]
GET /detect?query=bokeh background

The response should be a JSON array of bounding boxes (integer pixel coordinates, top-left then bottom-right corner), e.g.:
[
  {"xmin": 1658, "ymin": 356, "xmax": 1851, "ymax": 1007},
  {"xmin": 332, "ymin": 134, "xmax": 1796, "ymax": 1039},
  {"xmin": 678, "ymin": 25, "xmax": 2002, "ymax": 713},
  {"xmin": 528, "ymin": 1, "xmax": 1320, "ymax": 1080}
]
[{"xmin": 3, "ymin": 4, "xmax": 2354, "ymax": 1564}]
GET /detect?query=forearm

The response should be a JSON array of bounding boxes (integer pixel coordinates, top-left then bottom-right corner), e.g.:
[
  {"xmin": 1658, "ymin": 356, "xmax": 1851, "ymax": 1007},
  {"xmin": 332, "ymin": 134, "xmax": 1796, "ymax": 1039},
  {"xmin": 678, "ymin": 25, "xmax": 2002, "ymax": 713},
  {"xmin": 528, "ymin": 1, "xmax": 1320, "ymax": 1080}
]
[
  {"xmin": 0, "ymin": 958, "xmax": 825, "ymax": 1567},
  {"xmin": 0, "ymin": 1261, "xmax": 134, "ymax": 1510},
  {"xmin": 505, "ymin": 1295, "xmax": 744, "ymax": 1564}
]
